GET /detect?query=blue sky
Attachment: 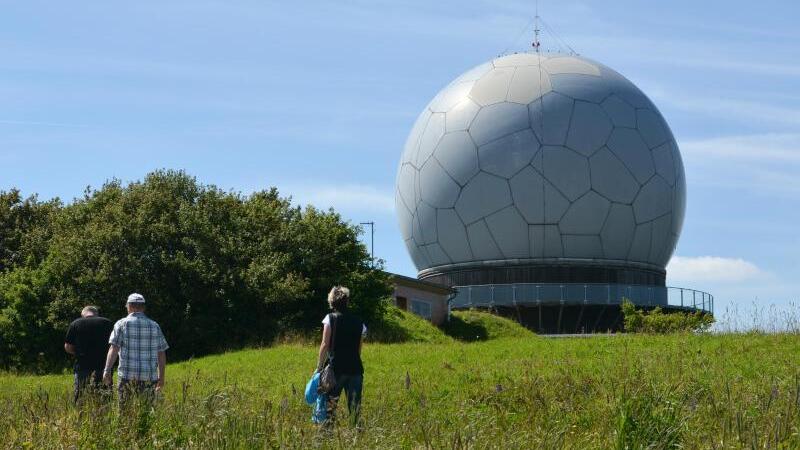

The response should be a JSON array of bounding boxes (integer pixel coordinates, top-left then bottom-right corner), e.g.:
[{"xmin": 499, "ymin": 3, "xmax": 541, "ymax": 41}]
[{"xmin": 1, "ymin": 0, "xmax": 798, "ymax": 324}]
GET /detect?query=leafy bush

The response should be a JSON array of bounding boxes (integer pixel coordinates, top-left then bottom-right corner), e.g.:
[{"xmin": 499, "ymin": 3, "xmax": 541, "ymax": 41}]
[
  {"xmin": 442, "ymin": 309, "xmax": 534, "ymax": 341},
  {"xmin": 622, "ymin": 300, "xmax": 714, "ymax": 334},
  {"xmin": 0, "ymin": 170, "xmax": 391, "ymax": 370}
]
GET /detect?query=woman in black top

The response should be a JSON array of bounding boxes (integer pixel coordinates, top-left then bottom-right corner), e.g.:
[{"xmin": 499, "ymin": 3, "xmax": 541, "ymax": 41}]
[{"xmin": 316, "ymin": 285, "xmax": 366, "ymax": 426}]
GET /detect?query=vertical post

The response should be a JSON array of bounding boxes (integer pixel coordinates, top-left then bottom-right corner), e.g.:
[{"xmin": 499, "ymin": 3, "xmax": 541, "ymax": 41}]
[
  {"xmin": 359, "ymin": 221, "xmax": 375, "ymax": 267},
  {"xmin": 681, "ymin": 288, "xmax": 684, "ymax": 307}
]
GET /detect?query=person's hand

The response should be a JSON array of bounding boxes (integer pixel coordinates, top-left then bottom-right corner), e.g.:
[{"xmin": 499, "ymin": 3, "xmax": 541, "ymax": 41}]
[
  {"xmin": 155, "ymin": 378, "xmax": 164, "ymax": 392},
  {"xmin": 102, "ymin": 371, "xmax": 113, "ymax": 386}
]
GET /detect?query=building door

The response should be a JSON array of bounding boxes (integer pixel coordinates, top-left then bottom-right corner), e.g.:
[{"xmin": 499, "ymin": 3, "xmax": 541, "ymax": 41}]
[{"xmin": 396, "ymin": 296, "xmax": 408, "ymax": 310}]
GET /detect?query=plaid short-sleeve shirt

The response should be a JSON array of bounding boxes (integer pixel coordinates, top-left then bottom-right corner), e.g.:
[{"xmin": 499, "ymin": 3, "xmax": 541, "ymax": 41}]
[{"xmin": 109, "ymin": 312, "xmax": 169, "ymax": 381}]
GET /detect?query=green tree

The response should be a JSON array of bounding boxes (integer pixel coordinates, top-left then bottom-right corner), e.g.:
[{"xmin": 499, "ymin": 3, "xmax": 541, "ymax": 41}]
[{"xmin": 0, "ymin": 170, "xmax": 391, "ymax": 370}]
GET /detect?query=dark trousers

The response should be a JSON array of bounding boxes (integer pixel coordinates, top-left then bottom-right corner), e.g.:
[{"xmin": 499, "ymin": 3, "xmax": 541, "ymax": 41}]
[
  {"xmin": 73, "ymin": 367, "xmax": 105, "ymax": 403},
  {"xmin": 118, "ymin": 378, "xmax": 157, "ymax": 408},
  {"xmin": 325, "ymin": 374, "xmax": 363, "ymax": 426}
]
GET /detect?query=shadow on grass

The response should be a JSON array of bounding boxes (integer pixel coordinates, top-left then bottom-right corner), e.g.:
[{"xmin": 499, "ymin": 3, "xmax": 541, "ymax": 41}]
[{"xmin": 441, "ymin": 315, "xmax": 489, "ymax": 342}]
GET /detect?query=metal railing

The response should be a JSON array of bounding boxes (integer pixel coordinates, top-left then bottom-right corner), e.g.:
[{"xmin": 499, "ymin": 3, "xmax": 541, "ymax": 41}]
[{"xmin": 450, "ymin": 283, "xmax": 713, "ymax": 314}]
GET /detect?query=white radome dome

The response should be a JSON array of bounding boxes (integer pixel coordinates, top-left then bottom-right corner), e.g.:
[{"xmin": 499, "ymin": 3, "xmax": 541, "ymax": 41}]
[{"xmin": 395, "ymin": 53, "xmax": 686, "ymax": 274}]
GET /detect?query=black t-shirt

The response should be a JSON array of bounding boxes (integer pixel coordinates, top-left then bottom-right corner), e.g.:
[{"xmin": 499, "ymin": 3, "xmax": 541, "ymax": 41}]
[
  {"xmin": 65, "ymin": 316, "xmax": 114, "ymax": 371},
  {"xmin": 328, "ymin": 312, "xmax": 365, "ymax": 376}
]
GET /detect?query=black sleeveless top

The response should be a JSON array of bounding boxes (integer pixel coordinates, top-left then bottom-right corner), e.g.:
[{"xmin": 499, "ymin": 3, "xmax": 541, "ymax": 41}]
[{"xmin": 327, "ymin": 311, "xmax": 364, "ymax": 376}]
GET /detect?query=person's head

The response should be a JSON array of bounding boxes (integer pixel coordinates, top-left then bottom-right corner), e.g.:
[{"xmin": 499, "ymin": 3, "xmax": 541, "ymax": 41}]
[
  {"xmin": 126, "ymin": 293, "xmax": 146, "ymax": 313},
  {"xmin": 327, "ymin": 286, "xmax": 350, "ymax": 311},
  {"xmin": 81, "ymin": 306, "xmax": 99, "ymax": 317}
]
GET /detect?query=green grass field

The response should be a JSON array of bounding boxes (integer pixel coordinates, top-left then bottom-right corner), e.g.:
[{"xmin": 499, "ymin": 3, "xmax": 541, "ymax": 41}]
[{"xmin": 1, "ymin": 312, "xmax": 799, "ymax": 449}]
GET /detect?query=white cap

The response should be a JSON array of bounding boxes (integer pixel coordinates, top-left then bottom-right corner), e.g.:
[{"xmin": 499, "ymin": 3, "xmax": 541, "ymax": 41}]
[{"xmin": 127, "ymin": 293, "xmax": 146, "ymax": 304}]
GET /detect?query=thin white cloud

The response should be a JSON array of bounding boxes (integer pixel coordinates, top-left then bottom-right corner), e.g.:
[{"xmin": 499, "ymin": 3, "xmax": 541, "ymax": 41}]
[
  {"xmin": 286, "ymin": 184, "xmax": 395, "ymax": 215},
  {"xmin": 681, "ymin": 133, "xmax": 800, "ymax": 163},
  {"xmin": 679, "ymin": 133, "xmax": 800, "ymax": 194},
  {"xmin": 667, "ymin": 256, "xmax": 764, "ymax": 284},
  {"xmin": 656, "ymin": 94, "xmax": 800, "ymax": 126}
]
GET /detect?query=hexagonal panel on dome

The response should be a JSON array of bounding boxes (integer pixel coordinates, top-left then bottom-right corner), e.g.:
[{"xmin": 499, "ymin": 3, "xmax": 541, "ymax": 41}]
[
  {"xmin": 415, "ymin": 112, "xmax": 446, "ymax": 166},
  {"xmin": 628, "ymin": 222, "xmax": 652, "ymax": 262},
  {"xmin": 649, "ymin": 213, "xmax": 672, "ymax": 266},
  {"xmin": 485, "ymin": 206, "xmax": 529, "ymax": 258},
  {"xmin": 437, "ymin": 208, "xmax": 472, "ymax": 262},
  {"xmin": 589, "ymin": 147, "xmax": 640, "ymax": 204},
  {"xmin": 606, "ymin": 128, "xmax": 655, "ymax": 184},
  {"xmin": 478, "ymin": 129, "xmax": 539, "ymax": 178},
  {"xmin": 542, "ymin": 56, "xmax": 601, "ymax": 76},
  {"xmin": 419, "ymin": 158, "xmax": 460, "ymax": 208},
  {"xmin": 434, "ymin": 131, "xmax": 479, "ymax": 186},
  {"xmin": 395, "ymin": 197, "xmax": 414, "ymax": 240},
  {"xmin": 559, "ymin": 191, "xmax": 611, "ymax": 235},
  {"xmin": 396, "ymin": 163, "xmax": 418, "ymax": 210},
  {"xmin": 405, "ymin": 238, "xmax": 431, "ymax": 269},
  {"xmin": 601, "ymin": 203, "xmax": 636, "ymax": 259},
  {"xmin": 509, "ymin": 166, "xmax": 545, "ymax": 223},
  {"xmin": 507, "ymin": 66, "xmax": 552, "ymax": 104},
  {"xmin": 652, "ymin": 142, "xmax": 676, "ymax": 186},
  {"xmin": 543, "ymin": 224, "xmax": 563, "ymax": 257},
  {"xmin": 415, "ymin": 202, "xmax": 438, "ymax": 245},
  {"xmin": 539, "ymin": 146, "xmax": 590, "ymax": 201},
  {"xmin": 529, "ymin": 91, "xmax": 574, "ymax": 145},
  {"xmin": 454, "ymin": 171, "xmax": 512, "ymax": 224},
  {"xmin": 634, "ymin": 176, "xmax": 672, "ymax": 223},
  {"xmin": 565, "ymin": 101, "xmax": 612, "ymax": 156},
  {"xmin": 601, "ymin": 95, "xmax": 636, "ymax": 128},
  {"xmin": 550, "ymin": 73, "xmax": 609, "ymax": 103},
  {"xmin": 470, "ymin": 67, "xmax": 515, "ymax": 106},
  {"xmin": 422, "ymin": 242, "xmax": 451, "ymax": 266},
  {"xmin": 469, "ymin": 102, "xmax": 530, "ymax": 146},
  {"xmin": 563, "ymin": 235, "xmax": 603, "ymax": 258},
  {"xmin": 446, "ymin": 98, "xmax": 481, "ymax": 132},
  {"xmin": 544, "ymin": 182, "xmax": 570, "ymax": 223},
  {"xmin": 672, "ymin": 174, "xmax": 687, "ymax": 237},
  {"xmin": 429, "ymin": 81, "xmax": 474, "ymax": 113},
  {"xmin": 636, "ymin": 109, "xmax": 669, "ymax": 148},
  {"xmin": 466, "ymin": 220, "xmax": 503, "ymax": 260}
]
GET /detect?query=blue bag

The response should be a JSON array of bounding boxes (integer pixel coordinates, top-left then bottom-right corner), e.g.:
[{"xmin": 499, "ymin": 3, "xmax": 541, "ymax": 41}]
[
  {"xmin": 312, "ymin": 393, "xmax": 328, "ymax": 424},
  {"xmin": 306, "ymin": 371, "xmax": 327, "ymax": 423},
  {"xmin": 305, "ymin": 372, "xmax": 320, "ymax": 405}
]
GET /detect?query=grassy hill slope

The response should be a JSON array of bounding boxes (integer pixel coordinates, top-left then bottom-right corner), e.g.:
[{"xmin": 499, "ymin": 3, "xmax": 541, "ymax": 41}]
[
  {"xmin": 1, "ymin": 333, "xmax": 799, "ymax": 448},
  {"xmin": 443, "ymin": 310, "xmax": 535, "ymax": 341}
]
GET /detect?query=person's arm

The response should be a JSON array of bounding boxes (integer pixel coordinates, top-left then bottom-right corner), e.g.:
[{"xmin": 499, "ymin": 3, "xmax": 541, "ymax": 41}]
[
  {"xmin": 359, "ymin": 323, "xmax": 367, "ymax": 355},
  {"xmin": 156, "ymin": 351, "xmax": 166, "ymax": 391},
  {"xmin": 316, "ymin": 323, "xmax": 332, "ymax": 372},
  {"xmin": 64, "ymin": 322, "xmax": 77, "ymax": 356},
  {"xmin": 103, "ymin": 345, "xmax": 119, "ymax": 385}
]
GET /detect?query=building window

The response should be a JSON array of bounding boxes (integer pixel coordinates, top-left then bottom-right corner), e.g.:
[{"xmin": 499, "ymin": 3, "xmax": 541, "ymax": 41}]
[
  {"xmin": 396, "ymin": 296, "xmax": 408, "ymax": 310},
  {"xmin": 410, "ymin": 299, "xmax": 432, "ymax": 320}
]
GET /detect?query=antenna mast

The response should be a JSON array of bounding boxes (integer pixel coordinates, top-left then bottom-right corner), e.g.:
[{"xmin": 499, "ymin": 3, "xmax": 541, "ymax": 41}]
[{"xmin": 533, "ymin": 0, "xmax": 541, "ymax": 52}]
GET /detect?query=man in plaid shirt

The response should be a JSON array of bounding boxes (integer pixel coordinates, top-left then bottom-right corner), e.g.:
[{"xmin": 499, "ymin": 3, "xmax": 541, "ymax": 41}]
[{"xmin": 103, "ymin": 293, "xmax": 169, "ymax": 404}]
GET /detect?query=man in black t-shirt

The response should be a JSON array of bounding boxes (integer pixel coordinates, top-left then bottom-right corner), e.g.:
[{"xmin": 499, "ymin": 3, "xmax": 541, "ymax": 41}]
[{"xmin": 64, "ymin": 305, "xmax": 114, "ymax": 403}]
